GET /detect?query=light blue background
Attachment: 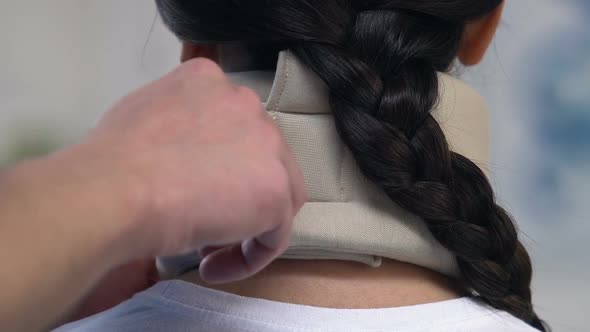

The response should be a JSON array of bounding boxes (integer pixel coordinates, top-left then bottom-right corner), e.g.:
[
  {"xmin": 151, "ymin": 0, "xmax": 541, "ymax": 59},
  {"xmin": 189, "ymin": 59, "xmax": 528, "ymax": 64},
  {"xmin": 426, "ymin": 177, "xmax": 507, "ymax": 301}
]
[{"xmin": 463, "ymin": 2, "xmax": 588, "ymax": 330}]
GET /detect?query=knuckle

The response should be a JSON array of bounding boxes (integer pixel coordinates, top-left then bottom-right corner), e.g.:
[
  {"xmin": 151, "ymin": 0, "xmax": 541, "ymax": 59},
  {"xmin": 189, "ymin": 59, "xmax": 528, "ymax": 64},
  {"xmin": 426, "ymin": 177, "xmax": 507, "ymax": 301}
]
[
  {"xmin": 271, "ymin": 166, "xmax": 292, "ymax": 204},
  {"xmin": 278, "ymin": 233, "xmax": 293, "ymax": 253},
  {"xmin": 143, "ymin": 97, "xmax": 181, "ymax": 123},
  {"xmin": 234, "ymin": 86, "xmax": 264, "ymax": 114},
  {"xmin": 236, "ymin": 86, "xmax": 262, "ymax": 105},
  {"xmin": 178, "ymin": 58, "xmax": 224, "ymax": 78},
  {"xmin": 275, "ymin": 165, "xmax": 291, "ymax": 193},
  {"xmin": 295, "ymin": 186, "xmax": 308, "ymax": 210},
  {"xmin": 259, "ymin": 120, "xmax": 283, "ymax": 146},
  {"xmin": 259, "ymin": 164, "xmax": 291, "ymax": 209},
  {"xmin": 214, "ymin": 86, "xmax": 263, "ymax": 118},
  {"xmin": 270, "ymin": 235, "xmax": 292, "ymax": 257}
]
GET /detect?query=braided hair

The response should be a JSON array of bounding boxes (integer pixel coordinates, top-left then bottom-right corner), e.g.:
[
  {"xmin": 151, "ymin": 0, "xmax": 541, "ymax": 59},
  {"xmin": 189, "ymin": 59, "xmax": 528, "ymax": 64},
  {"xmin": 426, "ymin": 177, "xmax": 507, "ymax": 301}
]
[{"xmin": 156, "ymin": 1, "xmax": 546, "ymax": 330}]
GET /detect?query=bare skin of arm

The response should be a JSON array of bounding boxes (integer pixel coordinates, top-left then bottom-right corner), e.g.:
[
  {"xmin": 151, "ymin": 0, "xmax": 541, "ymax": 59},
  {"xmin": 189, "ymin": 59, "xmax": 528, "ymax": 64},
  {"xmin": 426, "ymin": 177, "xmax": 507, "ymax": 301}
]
[{"xmin": 0, "ymin": 58, "xmax": 306, "ymax": 332}]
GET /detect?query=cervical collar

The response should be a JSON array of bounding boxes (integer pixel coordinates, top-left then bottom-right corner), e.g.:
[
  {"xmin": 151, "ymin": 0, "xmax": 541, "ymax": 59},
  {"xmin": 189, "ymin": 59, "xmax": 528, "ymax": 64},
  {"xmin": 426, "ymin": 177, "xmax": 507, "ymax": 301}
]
[{"xmin": 158, "ymin": 50, "xmax": 490, "ymax": 278}]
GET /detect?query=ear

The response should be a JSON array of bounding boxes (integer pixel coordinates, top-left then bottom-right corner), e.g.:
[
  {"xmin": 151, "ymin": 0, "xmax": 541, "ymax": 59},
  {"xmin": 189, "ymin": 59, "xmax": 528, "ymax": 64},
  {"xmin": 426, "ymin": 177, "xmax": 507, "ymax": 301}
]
[
  {"xmin": 181, "ymin": 42, "xmax": 220, "ymax": 63},
  {"xmin": 458, "ymin": 2, "xmax": 505, "ymax": 66}
]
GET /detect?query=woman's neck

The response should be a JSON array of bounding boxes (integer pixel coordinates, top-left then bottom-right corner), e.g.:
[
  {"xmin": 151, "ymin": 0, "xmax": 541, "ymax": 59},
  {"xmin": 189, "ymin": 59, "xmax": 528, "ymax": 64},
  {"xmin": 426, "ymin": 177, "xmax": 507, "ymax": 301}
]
[
  {"xmin": 180, "ymin": 259, "xmax": 462, "ymax": 309},
  {"xmin": 163, "ymin": 50, "xmax": 486, "ymax": 309}
]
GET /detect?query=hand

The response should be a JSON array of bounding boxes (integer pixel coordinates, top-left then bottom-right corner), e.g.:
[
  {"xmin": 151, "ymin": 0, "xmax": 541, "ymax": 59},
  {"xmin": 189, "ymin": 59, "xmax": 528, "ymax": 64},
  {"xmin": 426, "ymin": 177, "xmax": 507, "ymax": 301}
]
[
  {"xmin": 82, "ymin": 58, "xmax": 306, "ymax": 283},
  {"xmin": 0, "ymin": 58, "xmax": 306, "ymax": 332}
]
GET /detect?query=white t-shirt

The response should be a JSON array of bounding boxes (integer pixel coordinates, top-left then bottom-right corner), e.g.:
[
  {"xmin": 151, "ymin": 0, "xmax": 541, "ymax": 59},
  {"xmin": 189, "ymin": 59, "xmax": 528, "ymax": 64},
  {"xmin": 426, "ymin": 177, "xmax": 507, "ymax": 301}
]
[{"xmin": 55, "ymin": 280, "xmax": 537, "ymax": 332}]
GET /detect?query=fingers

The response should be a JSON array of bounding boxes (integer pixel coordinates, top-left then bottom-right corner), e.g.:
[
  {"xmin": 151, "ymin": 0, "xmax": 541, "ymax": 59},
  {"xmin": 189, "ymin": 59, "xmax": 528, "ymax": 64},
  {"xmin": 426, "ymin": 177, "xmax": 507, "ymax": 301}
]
[
  {"xmin": 199, "ymin": 189, "xmax": 295, "ymax": 285},
  {"xmin": 199, "ymin": 173, "xmax": 297, "ymax": 285},
  {"xmin": 172, "ymin": 57, "xmax": 234, "ymax": 102},
  {"xmin": 197, "ymin": 100, "xmax": 306, "ymax": 285},
  {"xmin": 198, "ymin": 160, "xmax": 304, "ymax": 285},
  {"xmin": 199, "ymin": 231, "xmax": 289, "ymax": 284},
  {"xmin": 199, "ymin": 245, "xmax": 227, "ymax": 258},
  {"xmin": 176, "ymin": 57, "xmax": 227, "ymax": 83}
]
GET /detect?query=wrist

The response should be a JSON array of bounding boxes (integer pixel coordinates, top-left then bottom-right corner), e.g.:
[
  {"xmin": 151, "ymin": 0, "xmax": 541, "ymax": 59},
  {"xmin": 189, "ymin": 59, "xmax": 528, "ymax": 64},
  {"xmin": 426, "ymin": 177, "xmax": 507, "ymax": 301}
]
[
  {"xmin": 0, "ymin": 148, "xmax": 153, "ymax": 331},
  {"xmin": 1, "ymin": 143, "xmax": 149, "ymax": 267}
]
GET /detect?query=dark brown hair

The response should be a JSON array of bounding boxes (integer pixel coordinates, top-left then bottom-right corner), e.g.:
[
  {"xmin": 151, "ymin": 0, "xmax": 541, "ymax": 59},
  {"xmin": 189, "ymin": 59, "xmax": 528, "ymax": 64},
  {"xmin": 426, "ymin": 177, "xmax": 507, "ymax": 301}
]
[{"xmin": 156, "ymin": 1, "xmax": 546, "ymax": 330}]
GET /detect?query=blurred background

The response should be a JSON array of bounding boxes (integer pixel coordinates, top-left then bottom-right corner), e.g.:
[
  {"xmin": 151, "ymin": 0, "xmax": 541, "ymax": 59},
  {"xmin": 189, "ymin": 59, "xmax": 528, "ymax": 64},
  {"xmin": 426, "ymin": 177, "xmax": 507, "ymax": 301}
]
[{"xmin": 0, "ymin": 1, "xmax": 587, "ymax": 331}]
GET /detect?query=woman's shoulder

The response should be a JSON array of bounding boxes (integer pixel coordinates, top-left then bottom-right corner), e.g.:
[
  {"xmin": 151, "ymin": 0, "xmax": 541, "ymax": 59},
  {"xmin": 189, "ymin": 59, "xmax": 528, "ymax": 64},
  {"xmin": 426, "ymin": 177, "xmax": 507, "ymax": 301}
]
[
  {"xmin": 431, "ymin": 297, "xmax": 541, "ymax": 332},
  {"xmin": 54, "ymin": 281, "xmax": 541, "ymax": 332}
]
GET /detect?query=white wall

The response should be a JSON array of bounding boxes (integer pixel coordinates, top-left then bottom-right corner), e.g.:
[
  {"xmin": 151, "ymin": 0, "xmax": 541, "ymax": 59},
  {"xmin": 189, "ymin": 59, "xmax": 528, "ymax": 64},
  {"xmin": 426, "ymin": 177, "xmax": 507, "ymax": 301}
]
[
  {"xmin": 0, "ymin": 1, "xmax": 178, "ymax": 156},
  {"xmin": 0, "ymin": 2, "xmax": 85, "ymax": 154}
]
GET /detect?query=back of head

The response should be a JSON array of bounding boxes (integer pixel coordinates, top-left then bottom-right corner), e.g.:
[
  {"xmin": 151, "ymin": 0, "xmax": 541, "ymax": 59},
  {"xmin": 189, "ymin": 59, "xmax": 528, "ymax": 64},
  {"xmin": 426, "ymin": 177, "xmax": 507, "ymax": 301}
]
[{"xmin": 156, "ymin": 1, "xmax": 547, "ymax": 330}]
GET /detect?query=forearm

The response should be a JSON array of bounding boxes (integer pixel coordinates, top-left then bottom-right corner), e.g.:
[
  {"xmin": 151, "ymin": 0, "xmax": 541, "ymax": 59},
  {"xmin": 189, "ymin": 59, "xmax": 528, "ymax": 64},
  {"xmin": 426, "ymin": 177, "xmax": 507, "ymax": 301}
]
[{"xmin": 0, "ymin": 147, "xmax": 142, "ymax": 331}]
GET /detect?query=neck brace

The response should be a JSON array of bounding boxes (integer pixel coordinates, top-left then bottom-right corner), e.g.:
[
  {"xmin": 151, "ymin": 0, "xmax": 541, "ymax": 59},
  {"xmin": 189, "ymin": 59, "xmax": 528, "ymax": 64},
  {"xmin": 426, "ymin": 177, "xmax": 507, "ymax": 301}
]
[{"xmin": 158, "ymin": 50, "xmax": 490, "ymax": 278}]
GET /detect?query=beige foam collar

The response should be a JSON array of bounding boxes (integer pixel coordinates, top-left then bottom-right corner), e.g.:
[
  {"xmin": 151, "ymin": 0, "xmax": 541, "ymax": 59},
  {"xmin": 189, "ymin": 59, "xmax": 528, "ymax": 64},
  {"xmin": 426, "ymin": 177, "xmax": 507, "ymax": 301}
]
[{"xmin": 229, "ymin": 51, "xmax": 490, "ymax": 277}]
